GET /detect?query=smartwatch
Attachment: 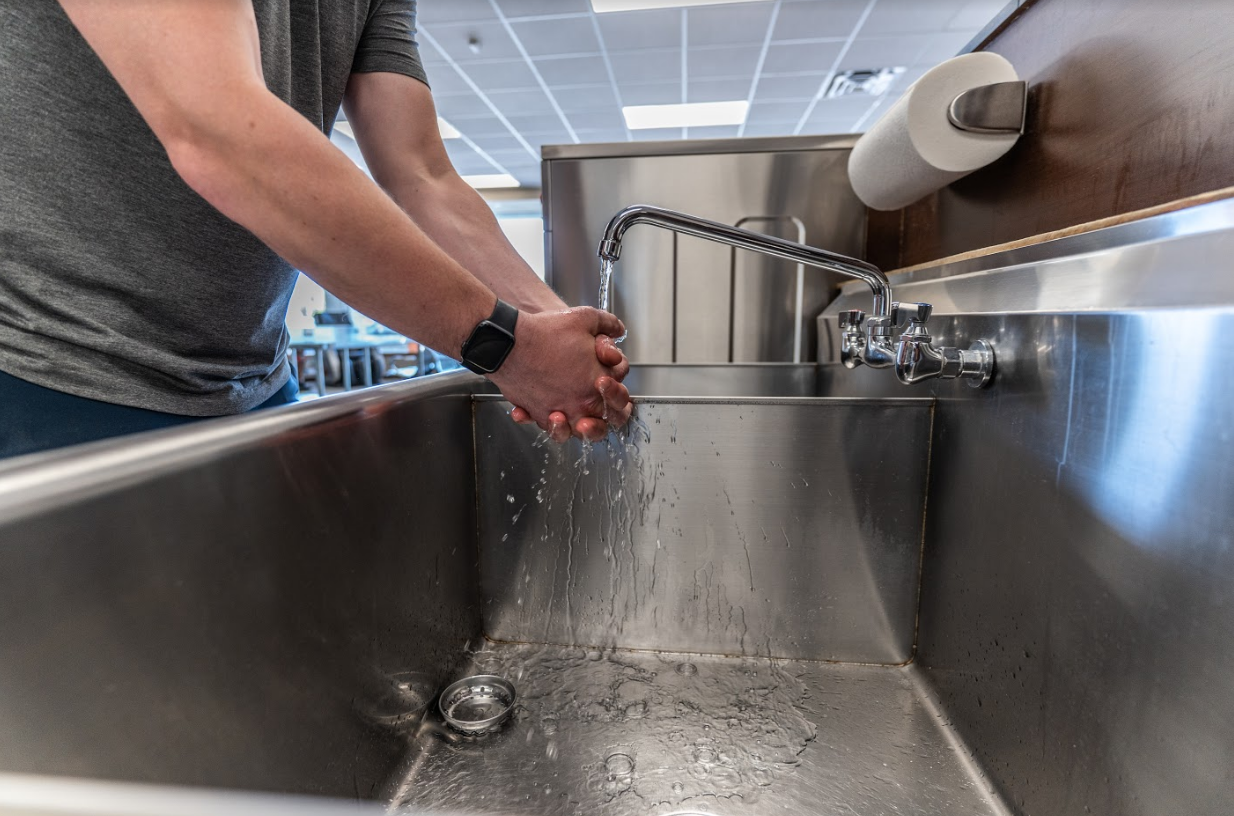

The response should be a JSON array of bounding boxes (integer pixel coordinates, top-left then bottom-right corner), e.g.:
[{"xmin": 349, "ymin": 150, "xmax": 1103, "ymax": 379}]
[{"xmin": 460, "ymin": 298, "xmax": 519, "ymax": 375}]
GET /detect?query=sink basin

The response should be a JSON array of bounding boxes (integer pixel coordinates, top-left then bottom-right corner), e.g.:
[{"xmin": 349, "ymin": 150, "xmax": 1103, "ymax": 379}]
[{"xmin": 0, "ymin": 370, "xmax": 993, "ymax": 816}]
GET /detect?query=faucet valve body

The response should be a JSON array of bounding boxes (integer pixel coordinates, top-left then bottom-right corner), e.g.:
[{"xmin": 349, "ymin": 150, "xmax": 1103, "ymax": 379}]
[{"xmin": 891, "ymin": 302, "xmax": 995, "ymax": 387}]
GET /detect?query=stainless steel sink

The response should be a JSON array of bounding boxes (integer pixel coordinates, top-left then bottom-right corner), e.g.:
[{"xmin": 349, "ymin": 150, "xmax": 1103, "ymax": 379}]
[{"xmin": 0, "ymin": 367, "xmax": 986, "ymax": 816}]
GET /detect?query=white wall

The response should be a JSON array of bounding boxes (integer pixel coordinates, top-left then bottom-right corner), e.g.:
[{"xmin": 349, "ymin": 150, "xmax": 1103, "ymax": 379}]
[{"xmin": 497, "ymin": 216, "xmax": 546, "ymax": 279}]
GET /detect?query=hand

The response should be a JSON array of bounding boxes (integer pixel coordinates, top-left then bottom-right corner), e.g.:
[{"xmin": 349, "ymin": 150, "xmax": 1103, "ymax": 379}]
[{"xmin": 492, "ymin": 309, "xmax": 633, "ymax": 442}]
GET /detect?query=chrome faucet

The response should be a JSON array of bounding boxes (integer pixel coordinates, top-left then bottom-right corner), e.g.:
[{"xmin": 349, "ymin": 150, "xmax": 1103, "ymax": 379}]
[{"xmin": 598, "ymin": 204, "xmax": 995, "ymax": 387}]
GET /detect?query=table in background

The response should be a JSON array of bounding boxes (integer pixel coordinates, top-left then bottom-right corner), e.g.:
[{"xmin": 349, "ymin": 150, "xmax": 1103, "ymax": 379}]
[{"xmin": 290, "ymin": 327, "xmax": 408, "ymax": 396}]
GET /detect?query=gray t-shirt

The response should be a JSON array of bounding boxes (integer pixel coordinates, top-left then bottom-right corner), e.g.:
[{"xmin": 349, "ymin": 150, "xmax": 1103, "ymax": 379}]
[{"xmin": 0, "ymin": 0, "xmax": 427, "ymax": 415}]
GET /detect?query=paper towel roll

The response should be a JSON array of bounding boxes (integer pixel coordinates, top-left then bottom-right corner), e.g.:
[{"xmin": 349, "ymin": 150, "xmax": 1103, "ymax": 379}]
[{"xmin": 849, "ymin": 52, "xmax": 1021, "ymax": 211}]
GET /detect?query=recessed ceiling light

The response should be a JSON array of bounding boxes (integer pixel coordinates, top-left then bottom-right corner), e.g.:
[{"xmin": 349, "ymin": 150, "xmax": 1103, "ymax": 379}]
[
  {"xmin": 593, "ymin": 0, "xmax": 770, "ymax": 12},
  {"xmin": 462, "ymin": 173, "xmax": 520, "ymax": 189},
  {"xmin": 622, "ymin": 100, "xmax": 749, "ymax": 130},
  {"xmin": 333, "ymin": 118, "xmax": 461, "ymax": 140},
  {"xmin": 438, "ymin": 117, "xmax": 462, "ymax": 139}
]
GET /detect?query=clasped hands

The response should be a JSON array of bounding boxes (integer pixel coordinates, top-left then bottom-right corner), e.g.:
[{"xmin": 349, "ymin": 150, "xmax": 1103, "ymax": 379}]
[{"xmin": 487, "ymin": 307, "xmax": 632, "ymax": 443}]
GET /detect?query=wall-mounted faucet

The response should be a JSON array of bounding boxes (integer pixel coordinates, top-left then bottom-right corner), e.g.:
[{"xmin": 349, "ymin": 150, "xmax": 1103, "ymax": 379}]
[{"xmin": 598, "ymin": 204, "xmax": 995, "ymax": 387}]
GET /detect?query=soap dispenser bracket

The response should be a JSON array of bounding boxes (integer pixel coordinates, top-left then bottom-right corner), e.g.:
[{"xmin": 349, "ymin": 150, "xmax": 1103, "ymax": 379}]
[{"xmin": 947, "ymin": 80, "xmax": 1027, "ymax": 135}]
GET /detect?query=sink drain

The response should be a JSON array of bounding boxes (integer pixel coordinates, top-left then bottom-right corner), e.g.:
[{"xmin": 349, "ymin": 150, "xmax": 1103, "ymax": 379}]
[{"xmin": 437, "ymin": 675, "xmax": 516, "ymax": 734}]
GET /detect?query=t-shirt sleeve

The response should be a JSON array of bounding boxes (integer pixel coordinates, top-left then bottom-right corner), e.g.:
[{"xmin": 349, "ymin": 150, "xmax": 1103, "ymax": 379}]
[{"xmin": 352, "ymin": 0, "xmax": 430, "ymax": 86}]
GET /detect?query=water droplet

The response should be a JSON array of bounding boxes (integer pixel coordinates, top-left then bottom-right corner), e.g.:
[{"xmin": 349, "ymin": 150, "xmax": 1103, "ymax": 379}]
[
  {"xmin": 671, "ymin": 782, "xmax": 684, "ymax": 795},
  {"xmin": 506, "ymin": 494, "xmax": 515, "ymax": 503},
  {"xmin": 604, "ymin": 753, "xmax": 635, "ymax": 776},
  {"xmin": 675, "ymin": 662, "xmax": 698, "ymax": 676}
]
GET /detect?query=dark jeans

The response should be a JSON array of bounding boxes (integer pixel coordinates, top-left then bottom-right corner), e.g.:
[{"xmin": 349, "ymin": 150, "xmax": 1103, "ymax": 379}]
[{"xmin": 0, "ymin": 369, "xmax": 298, "ymax": 460}]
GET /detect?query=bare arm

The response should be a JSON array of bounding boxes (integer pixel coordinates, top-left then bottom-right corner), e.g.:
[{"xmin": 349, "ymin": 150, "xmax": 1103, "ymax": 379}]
[
  {"xmin": 344, "ymin": 72, "xmax": 565, "ymax": 314},
  {"xmin": 55, "ymin": 0, "xmax": 627, "ymax": 435}
]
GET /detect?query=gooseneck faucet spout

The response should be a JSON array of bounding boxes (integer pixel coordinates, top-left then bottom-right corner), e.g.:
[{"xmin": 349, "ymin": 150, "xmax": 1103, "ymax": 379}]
[
  {"xmin": 598, "ymin": 204, "xmax": 893, "ymax": 318},
  {"xmin": 598, "ymin": 204, "xmax": 995, "ymax": 386}
]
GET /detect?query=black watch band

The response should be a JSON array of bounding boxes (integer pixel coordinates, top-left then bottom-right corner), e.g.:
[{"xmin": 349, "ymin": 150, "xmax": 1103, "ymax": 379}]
[{"xmin": 460, "ymin": 299, "xmax": 519, "ymax": 375}]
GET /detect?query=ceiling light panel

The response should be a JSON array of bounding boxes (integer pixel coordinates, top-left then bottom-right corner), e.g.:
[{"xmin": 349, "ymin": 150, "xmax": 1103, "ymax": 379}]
[
  {"xmin": 335, "ymin": 118, "xmax": 461, "ymax": 140},
  {"xmin": 462, "ymin": 173, "xmax": 521, "ymax": 189},
  {"xmin": 622, "ymin": 100, "xmax": 749, "ymax": 129},
  {"xmin": 593, "ymin": 0, "xmax": 771, "ymax": 13}
]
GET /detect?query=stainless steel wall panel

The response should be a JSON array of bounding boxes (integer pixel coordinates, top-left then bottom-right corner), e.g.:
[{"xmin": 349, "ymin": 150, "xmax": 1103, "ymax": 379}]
[
  {"xmin": 817, "ymin": 204, "xmax": 1234, "ymax": 816},
  {"xmin": 474, "ymin": 396, "xmax": 934, "ymax": 664},
  {"xmin": 543, "ymin": 139, "xmax": 866, "ymax": 364}
]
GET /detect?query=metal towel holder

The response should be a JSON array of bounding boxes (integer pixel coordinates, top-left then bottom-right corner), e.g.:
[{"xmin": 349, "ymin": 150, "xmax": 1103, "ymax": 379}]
[{"xmin": 947, "ymin": 80, "xmax": 1028, "ymax": 135}]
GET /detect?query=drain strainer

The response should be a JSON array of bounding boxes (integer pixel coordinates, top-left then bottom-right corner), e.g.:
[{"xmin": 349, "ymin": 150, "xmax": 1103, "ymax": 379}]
[{"xmin": 437, "ymin": 675, "xmax": 516, "ymax": 734}]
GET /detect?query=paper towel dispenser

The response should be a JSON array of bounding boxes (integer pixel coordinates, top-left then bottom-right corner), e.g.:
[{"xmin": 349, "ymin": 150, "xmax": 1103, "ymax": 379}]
[{"xmin": 849, "ymin": 53, "xmax": 1029, "ymax": 211}]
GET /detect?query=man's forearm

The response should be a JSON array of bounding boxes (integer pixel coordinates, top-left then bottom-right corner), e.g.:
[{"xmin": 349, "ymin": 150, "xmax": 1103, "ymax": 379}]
[
  {"xmin": 384, "ymin": 171, "xmax": 567, "ymax": 314},
  {"xmin": 167, "ymin": 86, "xmax": 495, "ymax": 355}
]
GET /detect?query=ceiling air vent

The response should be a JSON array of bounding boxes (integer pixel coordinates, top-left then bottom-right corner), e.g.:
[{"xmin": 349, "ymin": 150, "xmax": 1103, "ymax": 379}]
[{"xmin": 825, "ymin": 67, "xmax": 906, "ymax": 99}]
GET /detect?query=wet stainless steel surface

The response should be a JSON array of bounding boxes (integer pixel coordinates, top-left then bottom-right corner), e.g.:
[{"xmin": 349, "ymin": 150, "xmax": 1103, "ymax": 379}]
[
  {"xmin": 475, "ymin": 397, "xmax": 933, "ymax": 664},
  {"xmin": 821, "ymin": 200, "xmax": 1234, "ymax": 815},
  {"xmin": 619, "ymin": 363, "xmax": 820, "ymax": 398},
  {"xmin": 543, "ymin": 138, "xmax": 865, "ymax": 364},
  {"xmin": 392, "ymin": 643, "xmax": 1005, "ymax": 816},
  {"xmin": 0, "ymin": 374, "xmax": 482, "ymax": 798}
]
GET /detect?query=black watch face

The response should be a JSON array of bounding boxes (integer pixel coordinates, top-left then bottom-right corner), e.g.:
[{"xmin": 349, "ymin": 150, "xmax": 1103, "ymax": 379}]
[{"xmin": 464, "ymin": 321, "xmax": 515, "ymax": 374}]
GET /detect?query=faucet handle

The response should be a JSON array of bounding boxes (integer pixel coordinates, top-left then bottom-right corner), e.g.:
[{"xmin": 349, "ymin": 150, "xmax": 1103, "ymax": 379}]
[
  {"xmin": 891, "ymin": 301, "xmax": 933, "ymax": 326},
  {"xmin": 838, "ymin": 309, "xmax": 866, "ymax": 331}
]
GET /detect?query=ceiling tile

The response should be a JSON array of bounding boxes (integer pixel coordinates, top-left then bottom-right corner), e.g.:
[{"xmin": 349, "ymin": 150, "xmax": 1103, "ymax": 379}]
[
  {"xmin": 838, "ymin": 36, "xmax": 931, "ymax": 71},
  {"xmin": 534, "ymin": 55, "xmax": 612, "ymax": 86},
  {"xmin": 862, "ymin": 0, "xmax": 968, "ymax": 35},
  {"xmin": 632, "ymin": 128, "xmax": 683, "ymax": 142},
  {"xmin": 423, "ymin": 66, "xmax": 479, "ymax": 96},
  {"xmin": 753, "ymin": 72, "xmax": 827, "ymax": 100},
  {"xmin": 687, "ymin": 45, "xmax": 762, "ymax": 80},
  {"xmin": 618, "ymin": 82, "xmax": 682, "ymax": 106},
  {"xmin": 425, "ymin": 21, "xmax": 522, "ymax": 62},
  {"xmin": 519, "ymin": 125, "xmax": 576, "ymax": 144},
  {"xmin": 747, "ymin": 99, "xmax": 810, "ymax": 124},
  {"xmin": 485, "ymin": 147, "xmax": 540, "ymax": 165},
  {"xmin": 808, "ymin": 95, "xmax": 879, "ymax": 120},
  {"xmin": 552, "ymin": 84, "xmax": 621, "ymax": 112},
  {"xmin": 458, "ymin": 59, "xmax": 541, "ymax": 91},
  {"xmin": 947, "ymin": 0, "xmax": 1009, "ymax": 30},
  {"xmin": 684, "ymin": 124, "xmax": 740, "ymax": 139},
  {"xmin": 773, "ymin": 0, "xmax": 868, "ymax": 41},
  {"xmin": 913, "ymin": 30, "xmax": 980, "ymax": 65},
  {"xmin": 567, "ymin": 108, "xmax": 628, "ymax": 132},
  {"xmin": 686, "ymin": 3, "xmax": 775, "ymax": 47},
  {"xmin": 686, "ymin": 77, "xmax": 751, "ymax": 104},
  {"xmin": 497, "ymin": 0, "xmax": 592, "ymax": 18},
  {"xmin": 760, "ymin": 41, "xmax": 843, "ymax": 74},
  {"xmin": 609, "ymin": 49, "xmax": 681, "ymax": 85},
  {"xmin": 434, "ymin": 93, "xmax": 496, "ymax": 119},
  {"xmin": 501, "ymin": 113, "xmax": 565, "ymax": 133},
  {"xmin": 450, "ymin": 116, "xmax": 517, "ymax": 138},
  {"xmin": 511, "ymin": 17, "xmax": 600, "ymax": 56},
  {"xmin": 470, "ymin": 133, "xmax": 535, "ymax": 154},
  {"xmin": 487, "ymin": 88, "xmax": 560, "ymax": 117},
  {"xmin": 597, "ymin": 8, "xmax": 681, "ymax": 51},
  {"xmin": 444, "ymin": 141, "xmax": 495, "ymax": 171},
  {"xmin": 574, "ymin": 128, "xmax": 631, "ymax": 144},
  {"xmin": 801, "ymin": 117, "xmax": 860, "ymax": 135},
  {"xmin": 740, "ymin": 121, "xmax": 796, "ymax": 138},
  {"xmin": 418, "ymin": 0, "xmax": 496, "ymax": 25}
]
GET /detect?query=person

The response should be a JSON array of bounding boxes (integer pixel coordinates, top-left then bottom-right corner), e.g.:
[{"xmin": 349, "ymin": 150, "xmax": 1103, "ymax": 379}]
[{"xmin": 0, "ymin": 0, "xmax": 632, "ymax": 459}]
